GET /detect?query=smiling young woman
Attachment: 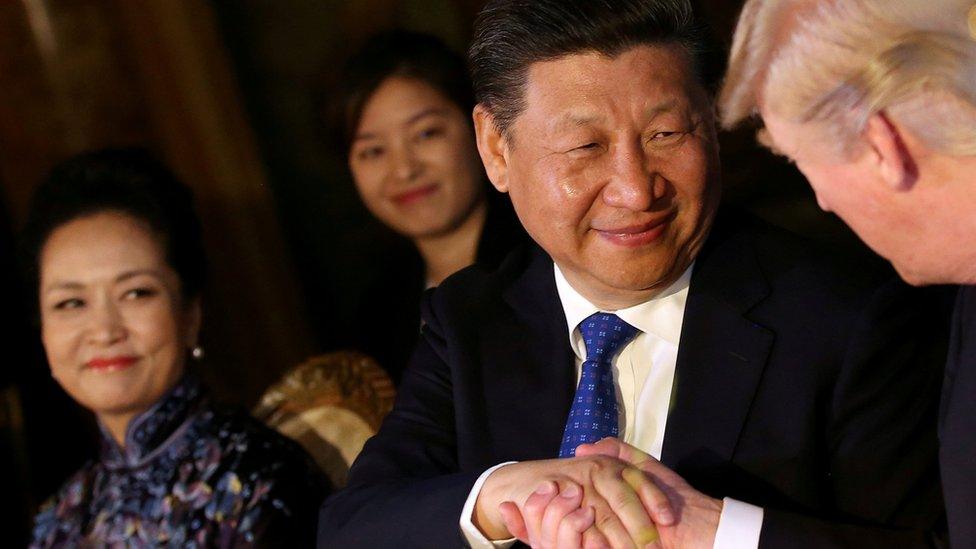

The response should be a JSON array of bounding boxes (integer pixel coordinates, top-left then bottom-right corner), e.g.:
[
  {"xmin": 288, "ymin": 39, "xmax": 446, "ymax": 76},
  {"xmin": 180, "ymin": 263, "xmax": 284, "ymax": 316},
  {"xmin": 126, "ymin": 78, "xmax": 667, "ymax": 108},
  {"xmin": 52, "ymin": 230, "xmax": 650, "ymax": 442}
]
[{"xmin": 330, "ymin": 31, "xmax": 528, "ymax": 382}]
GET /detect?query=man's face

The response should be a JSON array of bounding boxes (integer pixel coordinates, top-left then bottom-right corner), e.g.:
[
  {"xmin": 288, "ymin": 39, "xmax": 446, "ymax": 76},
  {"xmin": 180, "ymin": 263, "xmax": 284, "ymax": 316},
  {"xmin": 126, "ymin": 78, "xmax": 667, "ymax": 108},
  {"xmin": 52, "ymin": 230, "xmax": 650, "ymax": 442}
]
[
  {"xmin": 487, "ymin": 45, "xmax": 721, "ymax": 308},
  {"xmin": 759, "ymin": 108, "xmax": 935, "ymax": 284}
]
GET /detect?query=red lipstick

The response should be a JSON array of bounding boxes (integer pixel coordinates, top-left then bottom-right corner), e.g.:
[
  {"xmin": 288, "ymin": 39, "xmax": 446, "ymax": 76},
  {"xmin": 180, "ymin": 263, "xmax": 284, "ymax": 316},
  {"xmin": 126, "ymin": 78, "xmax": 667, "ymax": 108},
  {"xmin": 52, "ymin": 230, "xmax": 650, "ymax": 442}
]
[
  {"xmin": 392, "ymin": 184, "xmax": 438, "ymax": 206},
  {"xmin": 85, "ymin": 356, "xmax": 138, "ymax": 372}
]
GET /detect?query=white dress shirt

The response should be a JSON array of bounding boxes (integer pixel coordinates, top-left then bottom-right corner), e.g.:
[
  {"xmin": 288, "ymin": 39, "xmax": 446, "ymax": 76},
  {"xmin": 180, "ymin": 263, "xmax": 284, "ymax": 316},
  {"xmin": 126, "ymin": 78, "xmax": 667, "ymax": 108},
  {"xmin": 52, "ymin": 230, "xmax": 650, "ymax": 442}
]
[{"xmin": 460, "ymin": 263, "xmax": 763, "ymax": 548}]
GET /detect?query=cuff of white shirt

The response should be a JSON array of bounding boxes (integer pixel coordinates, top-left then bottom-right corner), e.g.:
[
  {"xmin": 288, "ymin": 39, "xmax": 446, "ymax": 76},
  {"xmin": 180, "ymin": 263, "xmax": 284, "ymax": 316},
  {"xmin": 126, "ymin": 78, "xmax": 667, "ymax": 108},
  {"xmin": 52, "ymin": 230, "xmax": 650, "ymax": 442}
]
[
  {"xmin": 460, "ymin": 462, "xmax": 519, "ymax": 549},
  {"xmin": 712, "ymin": 497, "xmax": 764, "ymax": 549}
]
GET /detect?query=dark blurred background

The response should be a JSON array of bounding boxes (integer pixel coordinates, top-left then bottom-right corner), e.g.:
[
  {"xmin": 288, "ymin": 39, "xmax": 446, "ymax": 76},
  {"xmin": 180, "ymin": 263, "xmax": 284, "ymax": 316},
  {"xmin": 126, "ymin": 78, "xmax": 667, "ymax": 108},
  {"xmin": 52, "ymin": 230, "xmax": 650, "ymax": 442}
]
[{"xmin": 0, "ymin": 0, "xmax": 873, "ymax": 542}]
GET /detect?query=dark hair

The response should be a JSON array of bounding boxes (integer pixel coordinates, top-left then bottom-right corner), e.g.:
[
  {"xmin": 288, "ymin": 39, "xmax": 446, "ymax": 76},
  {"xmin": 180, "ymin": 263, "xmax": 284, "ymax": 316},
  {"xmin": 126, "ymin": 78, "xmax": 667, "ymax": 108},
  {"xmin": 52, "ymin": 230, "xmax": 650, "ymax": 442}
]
[
  {"xmin": 21, "ymin": 148, "xmax": 207, "ymax": 309},
  {"xmin": 332, "ymin": 30, "xmax": 475, "ymax": 154},
  {"xmin": 468, "ymin": 0, "xmax": 724, "ymax": 134}
]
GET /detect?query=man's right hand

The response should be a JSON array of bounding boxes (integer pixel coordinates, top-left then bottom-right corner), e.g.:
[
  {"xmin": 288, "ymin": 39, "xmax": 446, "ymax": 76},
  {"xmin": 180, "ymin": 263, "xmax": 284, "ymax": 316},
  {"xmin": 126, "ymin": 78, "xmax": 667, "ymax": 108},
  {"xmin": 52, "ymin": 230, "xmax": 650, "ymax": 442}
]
[{"xmin": 472, "ymin": 455, "xmax": 676, "ymax": 548}]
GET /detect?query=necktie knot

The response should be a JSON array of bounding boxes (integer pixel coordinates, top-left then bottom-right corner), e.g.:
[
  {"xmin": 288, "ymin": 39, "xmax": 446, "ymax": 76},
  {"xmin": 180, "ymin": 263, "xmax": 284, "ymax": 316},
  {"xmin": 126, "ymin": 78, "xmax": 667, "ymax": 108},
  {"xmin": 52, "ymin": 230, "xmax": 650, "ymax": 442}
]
[{"xmin": 579, "ymin": 313, "xmax": 640, "ymax": 364}]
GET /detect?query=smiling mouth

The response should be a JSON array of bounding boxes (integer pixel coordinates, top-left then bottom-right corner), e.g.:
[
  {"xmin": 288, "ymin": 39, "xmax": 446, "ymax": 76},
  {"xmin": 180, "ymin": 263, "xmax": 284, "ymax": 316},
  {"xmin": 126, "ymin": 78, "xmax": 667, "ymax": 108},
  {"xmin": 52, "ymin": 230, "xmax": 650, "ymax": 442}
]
[
  {"xmin": 595, "ymin": 215, "xmax": 673, "ymax": 248},
  {"xmin": 392, "ymin": 184, "xmax": 439, "ymax": 206},
  {"xmin": 85, "ymin": 356, "xmax": 139, "ymax": 372}
]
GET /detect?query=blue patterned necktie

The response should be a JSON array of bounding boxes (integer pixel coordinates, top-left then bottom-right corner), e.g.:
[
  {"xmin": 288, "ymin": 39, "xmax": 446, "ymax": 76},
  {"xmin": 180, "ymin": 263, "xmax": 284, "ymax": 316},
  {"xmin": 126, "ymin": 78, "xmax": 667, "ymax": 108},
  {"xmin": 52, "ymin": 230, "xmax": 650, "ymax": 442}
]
[{"xmin": 559, "ymin": 313, "xmax": 640, "ymax": 458}]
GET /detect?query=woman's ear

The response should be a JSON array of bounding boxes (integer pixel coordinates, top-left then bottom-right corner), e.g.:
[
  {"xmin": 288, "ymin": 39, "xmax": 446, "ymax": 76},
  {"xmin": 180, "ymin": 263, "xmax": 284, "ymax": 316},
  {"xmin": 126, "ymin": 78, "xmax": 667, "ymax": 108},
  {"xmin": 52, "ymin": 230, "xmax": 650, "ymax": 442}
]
[
  {"xmin": 863, "ymin": 112, "xmax": 918, "ymax": 192},
  {"xmin": 473, "ymin": 104, "xmax": 511, "ymax": 193}
]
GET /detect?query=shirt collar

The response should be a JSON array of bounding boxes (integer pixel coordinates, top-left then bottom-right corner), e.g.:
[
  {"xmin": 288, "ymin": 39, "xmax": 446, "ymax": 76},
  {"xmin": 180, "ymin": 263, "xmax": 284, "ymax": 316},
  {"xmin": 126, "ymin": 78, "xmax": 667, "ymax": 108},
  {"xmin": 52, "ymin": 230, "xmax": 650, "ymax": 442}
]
[{"xmin": 553, "ymin": 263, "xmax": 694, "ymax": 358}]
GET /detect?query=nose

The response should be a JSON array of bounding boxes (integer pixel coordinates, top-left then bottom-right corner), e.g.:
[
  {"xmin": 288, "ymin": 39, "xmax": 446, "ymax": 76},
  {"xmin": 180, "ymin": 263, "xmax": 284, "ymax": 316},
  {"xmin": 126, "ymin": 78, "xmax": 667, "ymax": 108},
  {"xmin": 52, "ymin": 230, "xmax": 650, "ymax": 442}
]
[
  {"xmin": 86, "ymin": 299, "xmax": 126, "ymax": 346},
  {"xmin": 390, "ymin": 141, "xmax": 421, "ymax": 182},
  {"xmin": 602, "ymin": 143, "xmax": 658, "ymax": 211}
]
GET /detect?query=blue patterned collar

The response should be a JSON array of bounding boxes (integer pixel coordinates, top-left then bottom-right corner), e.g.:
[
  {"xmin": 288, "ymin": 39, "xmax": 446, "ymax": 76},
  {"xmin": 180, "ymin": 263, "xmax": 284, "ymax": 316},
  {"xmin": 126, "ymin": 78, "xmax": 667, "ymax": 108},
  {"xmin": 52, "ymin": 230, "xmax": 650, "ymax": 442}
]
[{"xmin": 98, "ymin": 375, "xmax": 205, "ymax": 470}]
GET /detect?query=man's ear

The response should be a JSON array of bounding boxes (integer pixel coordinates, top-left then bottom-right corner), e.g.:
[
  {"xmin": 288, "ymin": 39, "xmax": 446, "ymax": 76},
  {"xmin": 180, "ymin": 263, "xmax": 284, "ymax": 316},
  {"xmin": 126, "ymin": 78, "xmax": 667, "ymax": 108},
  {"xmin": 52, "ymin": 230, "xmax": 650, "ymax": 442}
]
[
  {"xmin": 473, "ymin": 104, "xmax": 511, "ymax": 193},
  {"xmin": 863, "ymin": 111, "xmax": 918, "ymax": 191}
]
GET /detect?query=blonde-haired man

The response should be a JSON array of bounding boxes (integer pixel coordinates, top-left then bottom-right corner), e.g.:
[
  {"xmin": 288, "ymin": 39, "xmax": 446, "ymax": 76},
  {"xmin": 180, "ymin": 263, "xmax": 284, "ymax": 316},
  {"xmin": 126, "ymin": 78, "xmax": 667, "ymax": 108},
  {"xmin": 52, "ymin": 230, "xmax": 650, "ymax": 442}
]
[{"xmin": 721, "ymin": 1, "xmax": 976, "ymax": 545}]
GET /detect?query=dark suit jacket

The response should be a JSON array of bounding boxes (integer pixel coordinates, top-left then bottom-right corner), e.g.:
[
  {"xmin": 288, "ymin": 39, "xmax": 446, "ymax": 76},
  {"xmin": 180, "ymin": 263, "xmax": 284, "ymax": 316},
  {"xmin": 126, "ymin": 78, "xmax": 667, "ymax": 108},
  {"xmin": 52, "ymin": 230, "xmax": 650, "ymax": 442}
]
[
  {"xmin": 320, "ymin": 212, "xmax": 948, "ymax": 548},
  {"xmin": 941, "ymin": 285, "xmax": 976, "ymax": 548}
]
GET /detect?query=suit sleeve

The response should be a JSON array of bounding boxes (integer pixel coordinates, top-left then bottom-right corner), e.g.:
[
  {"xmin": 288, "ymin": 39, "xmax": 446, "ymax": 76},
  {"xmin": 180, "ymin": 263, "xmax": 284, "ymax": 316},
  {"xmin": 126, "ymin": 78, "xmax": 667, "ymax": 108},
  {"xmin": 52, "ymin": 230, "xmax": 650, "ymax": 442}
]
[
  {"xmin": 318, "ymin": 290, "xmax": 480, "ymax": 548},
  {"xmin": 759, "ymin": 280, "xmax": 950, "ymax": 548}
]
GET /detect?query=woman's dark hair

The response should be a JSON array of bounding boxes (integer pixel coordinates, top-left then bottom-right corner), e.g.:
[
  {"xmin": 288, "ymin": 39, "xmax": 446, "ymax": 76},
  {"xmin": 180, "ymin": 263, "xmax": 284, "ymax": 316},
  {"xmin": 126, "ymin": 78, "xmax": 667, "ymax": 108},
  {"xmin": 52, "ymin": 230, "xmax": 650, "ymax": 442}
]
[
  {"xmin": 469, "ymin": 0, "xmax": 724, "ymax": 135},
  {"xmin": 20, "ymin": 148, "xmax": 207, "ymax": 309},
  {"xmin": 332, "ymin": 30, "xmax": 475, "ymax": 155}
]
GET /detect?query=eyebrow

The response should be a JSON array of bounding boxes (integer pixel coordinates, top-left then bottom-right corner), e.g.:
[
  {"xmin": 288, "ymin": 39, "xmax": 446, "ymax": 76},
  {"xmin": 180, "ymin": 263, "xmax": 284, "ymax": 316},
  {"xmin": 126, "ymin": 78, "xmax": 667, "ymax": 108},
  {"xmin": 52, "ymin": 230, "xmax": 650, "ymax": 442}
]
[
  {"xmin": 353, "ymin": 107, "xmax": 451, "ymax": 142},
  {"xmin": 644, "ymin": 99, "xmax": 679, "ymax": 120},
  {"xmin": 550, "ymin": 99, "xmax": 682, "ymax": 132},
  {"xmin": 552, "ymin": 113, "xmax": 601, "ymax": 131},
  {"xmin": 43, "ymin": 269, "xmax": 164, "ymax": 294}
]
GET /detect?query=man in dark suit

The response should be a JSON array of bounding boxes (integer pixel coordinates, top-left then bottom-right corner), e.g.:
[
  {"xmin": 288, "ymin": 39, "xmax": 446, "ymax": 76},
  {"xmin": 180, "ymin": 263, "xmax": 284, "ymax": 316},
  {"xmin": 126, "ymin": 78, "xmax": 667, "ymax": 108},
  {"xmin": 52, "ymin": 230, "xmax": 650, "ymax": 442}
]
[
  {"xmin": 719, "ymin": 1, "xmax": 976, "ymax": 547},
  {"xmin": 319, "ymin": 1, "xmax": 948, "ymax": 547}
]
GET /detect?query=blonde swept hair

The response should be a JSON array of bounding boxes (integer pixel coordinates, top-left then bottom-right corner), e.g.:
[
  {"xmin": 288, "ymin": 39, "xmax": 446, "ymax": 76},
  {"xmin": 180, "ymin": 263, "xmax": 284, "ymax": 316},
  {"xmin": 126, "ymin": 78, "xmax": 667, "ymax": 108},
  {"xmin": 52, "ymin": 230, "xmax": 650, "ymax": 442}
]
[{"xmin": 719, "ymin": 0, "xmax": 976, "ymax": 157}]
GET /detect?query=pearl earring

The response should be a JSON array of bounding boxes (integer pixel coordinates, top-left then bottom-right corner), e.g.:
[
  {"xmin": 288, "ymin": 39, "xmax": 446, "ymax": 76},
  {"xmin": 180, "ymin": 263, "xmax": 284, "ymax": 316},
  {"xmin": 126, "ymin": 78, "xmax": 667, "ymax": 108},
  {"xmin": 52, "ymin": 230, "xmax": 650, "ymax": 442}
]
[{"xmin": 191, "ymin": 345, "xmax": 205, "ymax": 360}]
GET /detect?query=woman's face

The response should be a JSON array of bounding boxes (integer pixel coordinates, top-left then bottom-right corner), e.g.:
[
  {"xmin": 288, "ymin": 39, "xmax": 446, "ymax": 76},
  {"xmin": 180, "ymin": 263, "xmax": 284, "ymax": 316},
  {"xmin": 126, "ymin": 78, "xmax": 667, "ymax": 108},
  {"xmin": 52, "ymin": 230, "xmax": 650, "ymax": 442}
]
[
  {"xmin": 39, "ymin": 211, "xmax": 200, "ymax": 423},
  {"xmin": 348, "ymin": 76, "xmax": 486, "ymax": 240}
]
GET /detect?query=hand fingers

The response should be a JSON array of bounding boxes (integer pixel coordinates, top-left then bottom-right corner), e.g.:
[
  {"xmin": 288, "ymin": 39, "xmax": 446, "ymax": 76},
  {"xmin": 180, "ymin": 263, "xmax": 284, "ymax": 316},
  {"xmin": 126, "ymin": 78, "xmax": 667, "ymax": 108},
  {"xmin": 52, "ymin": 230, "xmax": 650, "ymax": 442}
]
[
  {"xmin": 522, "ymin": 481, "xmax": 559, "ymax": 547},
  {"xmin": 498, "ymin": 501, "xmax": 529, "ymax": 545},
  {"xmin": 592, "ymin": 467, "xmax": 660, "ymax": 547},
  {"xmin": 578, "ymin": 439, "xmax": 675, "ymax": 527},
  {"xmin": 540, "ymin": 481, "xmax": 585, "ymax": 544},
  {"xmin": 555, "ymin": 505, "xmax": 596, "ymax": 549},
  {"xmin": 591, "ymin": 499, "xmax": 638, "ymax": 549},
  {"xmin": 581, "ymin": 524, "xmax": 613, "ymax": 549},
  {"xmin": 622, "ymin": 467, "xmax": 674, "ymax": 527}
]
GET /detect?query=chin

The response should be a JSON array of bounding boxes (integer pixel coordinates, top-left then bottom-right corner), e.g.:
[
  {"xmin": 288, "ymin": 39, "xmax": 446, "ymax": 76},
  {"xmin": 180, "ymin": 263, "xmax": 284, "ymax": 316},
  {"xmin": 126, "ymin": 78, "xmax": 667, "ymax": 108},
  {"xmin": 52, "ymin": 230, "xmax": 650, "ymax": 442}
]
[
  {"xmin": 80, "ymin": 392, "xmax": 146, "ymax": 419},
  {"xmin": 404, "ymin": 217, "xmax": 466, "ymax": 240},
  {"xmin": 892, "ymin": 261, "xmax": 939, "ymax": 287},
  {"xmin": 74, "ymin": 377, "xmax": 148, "ymax": 415},
  {"xmin": 594, "ymin": 267, "xmax": 676, "ymax": 295}
]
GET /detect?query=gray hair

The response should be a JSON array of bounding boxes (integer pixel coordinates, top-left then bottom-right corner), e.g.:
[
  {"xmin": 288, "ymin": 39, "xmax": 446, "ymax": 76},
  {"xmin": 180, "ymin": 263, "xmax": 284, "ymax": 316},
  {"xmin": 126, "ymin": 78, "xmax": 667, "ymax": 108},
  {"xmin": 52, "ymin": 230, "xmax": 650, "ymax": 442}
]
[{"xmin": 720, "ymin": 0, "xmax": 976, "ymax": 157}]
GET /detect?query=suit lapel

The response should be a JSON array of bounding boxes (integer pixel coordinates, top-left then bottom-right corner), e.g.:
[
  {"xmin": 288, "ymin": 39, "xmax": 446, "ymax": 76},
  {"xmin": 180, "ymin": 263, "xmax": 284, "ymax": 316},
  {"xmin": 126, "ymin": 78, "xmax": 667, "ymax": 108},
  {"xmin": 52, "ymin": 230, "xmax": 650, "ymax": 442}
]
[
  {"xmin": 662, "ymin": 217, "xmax": 774, "ymax": 472},
  {"xmin": 481, "ymin": 246, "xmax": 577, "ymax": 461}
]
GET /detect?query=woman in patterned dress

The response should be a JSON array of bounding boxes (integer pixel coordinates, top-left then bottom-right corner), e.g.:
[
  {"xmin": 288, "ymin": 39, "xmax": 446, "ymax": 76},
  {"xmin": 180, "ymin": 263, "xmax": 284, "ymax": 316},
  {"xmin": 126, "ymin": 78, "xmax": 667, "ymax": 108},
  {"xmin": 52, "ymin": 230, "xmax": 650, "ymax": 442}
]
[{"xmin": 23, "ymin": 149, "xmax": 328, "ymax": 547}]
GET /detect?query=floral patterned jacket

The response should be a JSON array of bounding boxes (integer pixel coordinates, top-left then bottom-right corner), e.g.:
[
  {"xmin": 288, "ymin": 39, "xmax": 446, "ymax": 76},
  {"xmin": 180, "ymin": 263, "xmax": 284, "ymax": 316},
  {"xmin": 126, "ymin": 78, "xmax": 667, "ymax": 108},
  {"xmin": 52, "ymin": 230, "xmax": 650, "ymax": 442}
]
[{"xmin": 30, "ymin": 376, "xmax": 328, "ymax": 548}]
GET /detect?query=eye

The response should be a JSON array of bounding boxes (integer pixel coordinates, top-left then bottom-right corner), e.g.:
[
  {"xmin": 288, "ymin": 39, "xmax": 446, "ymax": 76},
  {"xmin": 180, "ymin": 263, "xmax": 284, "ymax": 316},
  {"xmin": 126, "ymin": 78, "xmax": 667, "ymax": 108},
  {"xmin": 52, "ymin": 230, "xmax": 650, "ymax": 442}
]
[
  {"xmin": 122, "ymin": 287, "xmax": 158, "ymax": 301},
  {"xmin": 53, "ymin": 298, "xmax": 85, "ymax": 311},
  {"xmin": 356, "ymin": 145, "xmax": 384, "ymax": 161},
  {"xmin": 567, "ymin": 142, "xmax": 601, "ymax": 155},
  {"xmin": 416, "ymin": 126, "xmax": 445, "ymax": 140},
  {"xmin": 651, "ymin": 131, "xmax": 679, "ymax": 140}
]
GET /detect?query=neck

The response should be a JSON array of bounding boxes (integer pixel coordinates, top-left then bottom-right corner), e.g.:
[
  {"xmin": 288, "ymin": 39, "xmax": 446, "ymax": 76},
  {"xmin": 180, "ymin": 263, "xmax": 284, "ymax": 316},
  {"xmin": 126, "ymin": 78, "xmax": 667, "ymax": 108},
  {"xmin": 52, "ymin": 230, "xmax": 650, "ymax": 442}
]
[
  {"xmin": 931, "ymin": 155, "xmax": 976, "ymax": 284},
  {"xmin": 98, "ymin": 411, "xmax": 138, "ymax": 448},
  {"xmin": 414, "ymin": 200, "xmax": 488, "ymax": 285}
]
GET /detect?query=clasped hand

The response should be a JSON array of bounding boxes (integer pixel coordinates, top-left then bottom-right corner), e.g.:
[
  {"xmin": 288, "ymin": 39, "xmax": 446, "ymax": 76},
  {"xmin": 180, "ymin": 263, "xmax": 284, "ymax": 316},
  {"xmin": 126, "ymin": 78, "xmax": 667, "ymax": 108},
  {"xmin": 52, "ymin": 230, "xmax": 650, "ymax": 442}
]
[{"xmin": 474, "ymin": 438, "xmax": 722, "ymax": 549}]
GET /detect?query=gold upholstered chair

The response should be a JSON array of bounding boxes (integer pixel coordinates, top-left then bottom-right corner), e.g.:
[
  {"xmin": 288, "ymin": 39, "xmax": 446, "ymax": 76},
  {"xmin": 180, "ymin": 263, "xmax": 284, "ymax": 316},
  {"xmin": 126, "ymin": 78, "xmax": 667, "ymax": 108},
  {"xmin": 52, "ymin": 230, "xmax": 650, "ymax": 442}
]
[{"xmin": 253, "ymin": 351, "xmax": 396, "ymax": 488}]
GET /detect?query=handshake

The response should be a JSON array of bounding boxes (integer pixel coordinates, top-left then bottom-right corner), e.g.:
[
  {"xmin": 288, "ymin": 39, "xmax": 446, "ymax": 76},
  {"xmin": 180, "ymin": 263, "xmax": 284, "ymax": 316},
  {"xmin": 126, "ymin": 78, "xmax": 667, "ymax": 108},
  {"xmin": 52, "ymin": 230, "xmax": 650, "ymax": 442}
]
[{"xmin": 473, "ymin": 439, "xmax": 723, "ymax": 549}]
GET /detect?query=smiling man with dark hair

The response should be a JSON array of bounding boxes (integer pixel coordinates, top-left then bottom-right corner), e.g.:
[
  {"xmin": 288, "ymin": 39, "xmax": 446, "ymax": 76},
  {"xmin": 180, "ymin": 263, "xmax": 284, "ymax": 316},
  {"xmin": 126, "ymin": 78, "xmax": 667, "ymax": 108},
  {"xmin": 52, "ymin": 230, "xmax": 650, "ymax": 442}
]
[{"xmin": 318, "ymin": 1, "xmax": 948, "ymax": 547}]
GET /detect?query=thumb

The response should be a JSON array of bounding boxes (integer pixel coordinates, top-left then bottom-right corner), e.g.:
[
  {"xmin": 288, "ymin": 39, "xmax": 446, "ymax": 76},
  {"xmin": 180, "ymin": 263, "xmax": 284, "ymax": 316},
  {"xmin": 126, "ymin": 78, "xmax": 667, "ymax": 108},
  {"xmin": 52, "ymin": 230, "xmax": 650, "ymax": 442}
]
[{"xmin": 574, "ymin": 437, "xmax": 623, "ymax": 458}]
